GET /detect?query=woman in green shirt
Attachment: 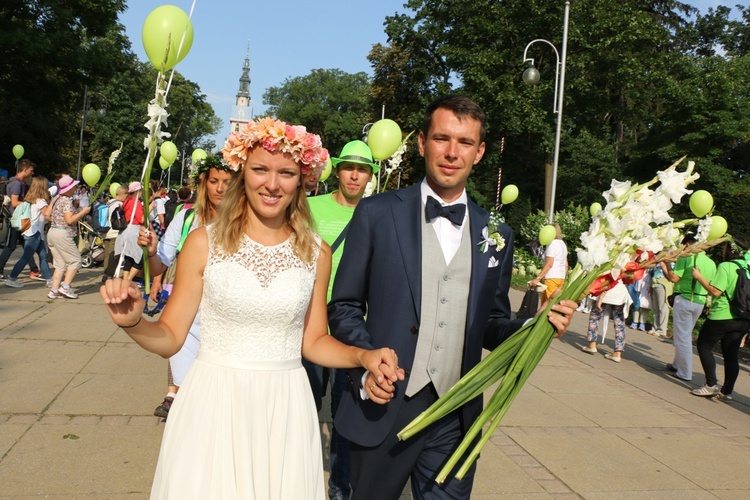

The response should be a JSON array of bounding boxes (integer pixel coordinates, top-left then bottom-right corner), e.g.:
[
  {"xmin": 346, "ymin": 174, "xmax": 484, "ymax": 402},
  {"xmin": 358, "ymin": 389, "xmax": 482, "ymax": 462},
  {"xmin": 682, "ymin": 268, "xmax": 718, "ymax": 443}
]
[{"xmin": 690, "ymin": 238, "xmax": 750, "ymax": 402}]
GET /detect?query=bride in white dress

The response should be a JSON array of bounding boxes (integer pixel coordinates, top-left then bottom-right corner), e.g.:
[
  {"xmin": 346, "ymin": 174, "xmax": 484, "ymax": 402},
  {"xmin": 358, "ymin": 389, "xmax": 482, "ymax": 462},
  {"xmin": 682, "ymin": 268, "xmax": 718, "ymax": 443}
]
[{"xmin": 100, "ymin": 118, "xmax": 404, "ymax": 499}]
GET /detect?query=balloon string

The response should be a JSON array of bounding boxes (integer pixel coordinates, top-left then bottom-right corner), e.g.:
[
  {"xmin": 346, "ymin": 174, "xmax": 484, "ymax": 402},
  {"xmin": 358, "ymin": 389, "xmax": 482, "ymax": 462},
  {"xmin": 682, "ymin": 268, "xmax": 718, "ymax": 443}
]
[{"xmin": 495, "ymin": 137, "xmax": 505, "ymax": 211}]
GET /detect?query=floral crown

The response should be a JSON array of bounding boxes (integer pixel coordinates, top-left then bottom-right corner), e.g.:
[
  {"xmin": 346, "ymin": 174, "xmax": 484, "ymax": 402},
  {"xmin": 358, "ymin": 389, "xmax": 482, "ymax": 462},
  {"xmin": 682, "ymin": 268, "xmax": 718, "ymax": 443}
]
[
  {"xmin": 189, "ymin": 154, "xmax": 232, "ymax": 180},
  {"xmin": 221, "ymin": 117, "xmax": 329, "ymax": 176}
]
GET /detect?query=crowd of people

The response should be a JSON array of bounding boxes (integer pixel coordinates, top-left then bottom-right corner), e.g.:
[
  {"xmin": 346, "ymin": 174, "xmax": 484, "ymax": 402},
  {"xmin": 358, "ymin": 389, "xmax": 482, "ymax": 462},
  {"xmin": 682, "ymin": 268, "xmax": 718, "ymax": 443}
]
[{"xmin": 0, "ymin": 161, "xmax": 200, "ymax": 301}]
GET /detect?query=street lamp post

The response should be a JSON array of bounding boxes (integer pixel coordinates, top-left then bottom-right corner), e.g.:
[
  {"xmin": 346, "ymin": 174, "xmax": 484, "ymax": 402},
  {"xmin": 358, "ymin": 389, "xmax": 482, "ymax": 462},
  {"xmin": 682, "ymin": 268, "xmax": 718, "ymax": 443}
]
[
  {"xmin": 522, "ymin": 1, "xmax": 570, "ymax": 223},
  {"xmin": 76, "ymin": 84, "xmax": 107, "ymax": 181}
]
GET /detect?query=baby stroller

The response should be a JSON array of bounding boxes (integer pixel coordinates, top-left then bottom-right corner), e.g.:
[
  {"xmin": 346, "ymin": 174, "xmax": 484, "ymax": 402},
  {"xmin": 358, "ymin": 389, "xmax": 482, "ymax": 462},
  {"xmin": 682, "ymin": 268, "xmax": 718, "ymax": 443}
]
[{"xmin": 78, "ymin": 219, "xmax": 106, "ymax": 268}]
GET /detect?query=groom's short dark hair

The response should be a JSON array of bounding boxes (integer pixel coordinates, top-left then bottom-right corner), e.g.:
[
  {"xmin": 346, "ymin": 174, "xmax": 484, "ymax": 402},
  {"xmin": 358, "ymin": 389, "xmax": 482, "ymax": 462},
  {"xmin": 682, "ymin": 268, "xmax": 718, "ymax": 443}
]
[{"xmin": 422, "ymin": 95, "xmax": 487, "ymax": 142}]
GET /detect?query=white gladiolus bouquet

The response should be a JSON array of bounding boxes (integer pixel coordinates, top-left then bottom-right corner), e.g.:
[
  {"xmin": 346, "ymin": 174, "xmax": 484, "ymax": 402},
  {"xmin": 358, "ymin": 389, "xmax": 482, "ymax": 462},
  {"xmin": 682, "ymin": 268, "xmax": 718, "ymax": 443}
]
[{"xmin": 397, "ymin": 157, "xmax": 729, "ymax": 483}]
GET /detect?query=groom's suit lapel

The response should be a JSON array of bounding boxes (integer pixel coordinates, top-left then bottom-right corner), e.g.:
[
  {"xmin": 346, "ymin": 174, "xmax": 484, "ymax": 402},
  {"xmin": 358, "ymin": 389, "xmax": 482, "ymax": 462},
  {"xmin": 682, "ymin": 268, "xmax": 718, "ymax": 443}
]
[
  {"xmin": 467, "ymin": 201, "xmax": 490, "ymax": 332},
  {"xmin": 391, "ymin": 184, "xmax": 423, "ymax": 321}
]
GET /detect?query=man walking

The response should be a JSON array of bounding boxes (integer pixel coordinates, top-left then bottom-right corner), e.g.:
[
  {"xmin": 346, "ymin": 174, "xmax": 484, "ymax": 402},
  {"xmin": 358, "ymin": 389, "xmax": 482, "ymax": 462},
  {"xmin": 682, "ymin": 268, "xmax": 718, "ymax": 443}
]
[
  {"xmin": 306, "ymin": 140, "xmax": 377, "ymax": 500},
  {"xmin": 0, "ymin": 159, "xmax": 41, "ymax": 280},
  {"xmin": 328, "ymin": 95, "xmax": 576, "ymax": 499}
]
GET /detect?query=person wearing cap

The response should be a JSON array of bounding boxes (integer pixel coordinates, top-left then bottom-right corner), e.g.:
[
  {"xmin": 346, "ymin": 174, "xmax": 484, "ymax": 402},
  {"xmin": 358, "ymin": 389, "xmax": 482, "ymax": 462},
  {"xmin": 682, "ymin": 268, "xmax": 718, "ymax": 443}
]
[
  {"xmin": 115, "ymin": 181, "xmax": 145, "ymax": 280},
  {"xmin": 304, "ymin": 139, "xmax": 377, "ymax": 500},
  {"xmin": 327, "ymin": 95, "xmax": 576, "ymax": 499},
  {"xmin": 47, "ymin": 174, "xmax": 91, "ymax": 299}
]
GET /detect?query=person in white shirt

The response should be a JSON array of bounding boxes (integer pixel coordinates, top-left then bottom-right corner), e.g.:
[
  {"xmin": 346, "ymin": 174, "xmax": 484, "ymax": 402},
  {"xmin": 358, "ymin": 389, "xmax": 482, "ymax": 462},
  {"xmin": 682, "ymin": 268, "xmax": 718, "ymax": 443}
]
[{"xmin": 529, "ymin": 222, "xmax": 568, "ymax": 308}]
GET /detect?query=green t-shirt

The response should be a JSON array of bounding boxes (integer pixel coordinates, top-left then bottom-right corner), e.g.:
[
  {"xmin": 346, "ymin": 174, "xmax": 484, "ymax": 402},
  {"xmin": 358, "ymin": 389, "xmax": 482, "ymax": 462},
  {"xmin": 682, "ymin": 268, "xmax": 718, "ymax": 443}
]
[
  {"xmin": 673, "ymin": 252, "xmax": 716, "ymax": 305},
  {"xmin": 308, "ymin": 192, "xmax": 355, "ymax": 302},
  {"xmin": 708, "ymin": 260, "xmax": 748, "ymax": 320}
]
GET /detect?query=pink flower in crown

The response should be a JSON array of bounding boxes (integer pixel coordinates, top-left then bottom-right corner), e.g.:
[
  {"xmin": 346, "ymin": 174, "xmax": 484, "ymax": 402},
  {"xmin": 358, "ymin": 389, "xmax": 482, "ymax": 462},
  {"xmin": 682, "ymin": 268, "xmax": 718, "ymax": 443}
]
[
  {"xmin": 302, "ymin": 133, "xmax": 321, "ymax": 149},
  {"xmin": 300, "ymin": 148, "xmax": 316, "ymax": 165},
  {"xmin": 284, "ymin": 125, "xmax": 297, "ymax": 142},
  {"xmin": 262, "ymin": 137, "xmax": 279, "ymax": 152}
]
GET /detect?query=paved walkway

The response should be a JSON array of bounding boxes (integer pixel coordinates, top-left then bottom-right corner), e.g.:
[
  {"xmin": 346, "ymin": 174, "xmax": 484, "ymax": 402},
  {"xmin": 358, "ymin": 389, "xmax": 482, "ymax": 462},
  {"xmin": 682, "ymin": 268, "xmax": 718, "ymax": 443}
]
[{"xmin": 1, "ymin": 266, "xmax": 749, "ymax": 498}]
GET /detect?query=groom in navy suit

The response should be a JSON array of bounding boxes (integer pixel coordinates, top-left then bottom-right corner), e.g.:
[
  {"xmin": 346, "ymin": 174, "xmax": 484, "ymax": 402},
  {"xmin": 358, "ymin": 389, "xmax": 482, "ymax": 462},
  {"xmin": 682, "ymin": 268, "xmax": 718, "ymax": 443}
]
[{"xmin": 328, "ymin": 95, "xmax": 576, "ymax": 499}]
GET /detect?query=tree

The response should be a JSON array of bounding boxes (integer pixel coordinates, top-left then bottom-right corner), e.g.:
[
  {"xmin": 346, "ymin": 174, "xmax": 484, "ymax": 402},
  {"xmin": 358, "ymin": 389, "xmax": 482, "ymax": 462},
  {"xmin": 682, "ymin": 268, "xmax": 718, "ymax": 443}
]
[
  {"xmin": 0, "ymin": 0, "xmax": 128, "ymax": 172},
  {"xmin": 369, "ymin": 0, "xmax": 750, "ymax": 241},
  {"xmin": 89, "ymin": 62, "xmax": 222, "ymax": 183},
  {"xmin": 263, "ymin": 69, "xmax": 372, "ymax": 158}
]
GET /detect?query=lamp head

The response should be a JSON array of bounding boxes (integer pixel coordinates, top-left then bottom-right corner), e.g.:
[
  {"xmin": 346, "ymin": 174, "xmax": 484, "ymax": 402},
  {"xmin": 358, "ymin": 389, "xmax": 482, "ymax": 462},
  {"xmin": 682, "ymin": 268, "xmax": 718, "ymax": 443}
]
[{"xmin": 522, "ymin": 66, "xmax": 540, "ymax": 86}]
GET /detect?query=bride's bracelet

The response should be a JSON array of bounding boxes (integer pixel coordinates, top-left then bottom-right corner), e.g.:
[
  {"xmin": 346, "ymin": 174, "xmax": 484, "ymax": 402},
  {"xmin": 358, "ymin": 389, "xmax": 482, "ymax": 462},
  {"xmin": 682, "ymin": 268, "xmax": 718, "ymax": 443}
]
[{"xmin": 120, "ymin": 316, "xmax": 143, "ymax": 329}]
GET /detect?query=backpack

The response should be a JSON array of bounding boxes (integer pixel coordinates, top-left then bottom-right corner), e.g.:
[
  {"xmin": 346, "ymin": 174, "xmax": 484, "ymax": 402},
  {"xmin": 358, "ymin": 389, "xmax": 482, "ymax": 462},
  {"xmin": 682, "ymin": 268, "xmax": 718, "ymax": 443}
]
[
  {"xmin": 163, "ymin": 200, "xmax": 180, "ymax": 229},
  {"xmin": 10, "ymin": 201, "xmax": 31, "ymax": 231},
  {"xmin": 728, "ymin": 260, "xmax": 750, "ymax": 319},
  {"xmin": 110, "ymin": 204, "xmax": 127, "ymax": 231},
  {"xmin": 94, "ymin": 203, "xmax": 110, "ymax": 231}
]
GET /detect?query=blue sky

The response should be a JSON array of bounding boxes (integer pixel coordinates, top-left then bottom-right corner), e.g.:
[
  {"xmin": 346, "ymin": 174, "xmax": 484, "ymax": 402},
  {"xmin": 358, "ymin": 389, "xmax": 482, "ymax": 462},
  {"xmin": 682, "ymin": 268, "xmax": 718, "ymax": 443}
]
[{"xmin": 118, "ymin": 1, "xmax": 741, "ymax": 147}]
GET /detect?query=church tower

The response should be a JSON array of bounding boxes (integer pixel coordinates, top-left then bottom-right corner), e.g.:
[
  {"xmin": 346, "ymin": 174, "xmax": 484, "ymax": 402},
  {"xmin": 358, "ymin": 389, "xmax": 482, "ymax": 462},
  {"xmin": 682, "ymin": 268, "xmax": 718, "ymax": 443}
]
[{"xmin": 229, "ymin": 45, "xmax": 253, "ymax": 133}]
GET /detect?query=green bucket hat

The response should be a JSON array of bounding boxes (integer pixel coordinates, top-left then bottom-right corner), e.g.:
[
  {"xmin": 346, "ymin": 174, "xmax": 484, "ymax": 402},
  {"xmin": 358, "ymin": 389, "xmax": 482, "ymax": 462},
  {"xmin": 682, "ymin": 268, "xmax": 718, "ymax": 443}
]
[{"xmin": 331, "ymin": 140, "xmax": 380, "ymax": 173}]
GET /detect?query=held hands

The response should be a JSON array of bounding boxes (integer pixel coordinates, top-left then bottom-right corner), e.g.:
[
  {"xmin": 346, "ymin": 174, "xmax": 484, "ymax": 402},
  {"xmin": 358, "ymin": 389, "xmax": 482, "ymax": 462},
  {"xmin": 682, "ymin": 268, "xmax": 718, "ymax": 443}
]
[
  {"xmin": 100, "ymin": 278, "xmax": 145, "ymax": 329},
  {"xmin": 360, "ymin": 348, "xmax": 406, "ymax": 405}
]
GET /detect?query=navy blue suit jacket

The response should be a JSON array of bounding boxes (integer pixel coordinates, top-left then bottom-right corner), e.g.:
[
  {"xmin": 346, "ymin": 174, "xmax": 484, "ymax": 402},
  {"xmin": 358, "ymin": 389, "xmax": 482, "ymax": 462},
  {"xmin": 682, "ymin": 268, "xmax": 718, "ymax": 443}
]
[{"xmin": 328, "ymin": 183, "xmax": 524, "ymax": 447}]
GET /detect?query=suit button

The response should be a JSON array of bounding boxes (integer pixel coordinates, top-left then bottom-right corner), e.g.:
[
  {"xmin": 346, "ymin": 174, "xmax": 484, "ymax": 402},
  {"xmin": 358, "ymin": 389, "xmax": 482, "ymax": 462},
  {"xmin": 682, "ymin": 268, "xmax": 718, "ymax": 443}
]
[
  {"xmin": 440, "ymin": 297, "xmax": 447, "ymax": 304},
  {"xmin": 410, "ymin": 326, "xmax": 418, "ymax": 334},
  {"xmin": 430, "ymin": 367, "xmax": 437, "ymax": 374},
  {"xmin": 438, "ymin": 321, "xmax": 446, "ymax": 328},
  {"xmin": 443, "ymin": 275, "xmax": 449, "ymax": 281}
]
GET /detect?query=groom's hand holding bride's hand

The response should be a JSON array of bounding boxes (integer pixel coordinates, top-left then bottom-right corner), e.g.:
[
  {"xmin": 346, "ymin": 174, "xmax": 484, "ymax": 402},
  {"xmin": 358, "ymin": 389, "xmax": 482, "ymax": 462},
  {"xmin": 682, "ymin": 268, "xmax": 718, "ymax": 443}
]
[{"xmin": 360, "ymin": 348, "xmax": 406, "ymax": 405}]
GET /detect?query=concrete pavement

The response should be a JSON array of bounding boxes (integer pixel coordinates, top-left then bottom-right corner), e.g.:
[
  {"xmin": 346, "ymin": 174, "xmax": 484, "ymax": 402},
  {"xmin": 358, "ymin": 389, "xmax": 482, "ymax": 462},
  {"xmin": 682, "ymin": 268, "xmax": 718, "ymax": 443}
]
[{"xmin": 1, "ymin": 265, "xmax": 750, "ymax": 498}]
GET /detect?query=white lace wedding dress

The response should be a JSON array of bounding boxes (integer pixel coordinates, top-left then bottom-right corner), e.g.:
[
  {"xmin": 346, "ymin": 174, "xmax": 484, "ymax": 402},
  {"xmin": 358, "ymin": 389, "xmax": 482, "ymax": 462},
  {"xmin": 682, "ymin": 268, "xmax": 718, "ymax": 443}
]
[{"xmin": 150, "ymin": 228, "xmax": 324, "ymax": 499}]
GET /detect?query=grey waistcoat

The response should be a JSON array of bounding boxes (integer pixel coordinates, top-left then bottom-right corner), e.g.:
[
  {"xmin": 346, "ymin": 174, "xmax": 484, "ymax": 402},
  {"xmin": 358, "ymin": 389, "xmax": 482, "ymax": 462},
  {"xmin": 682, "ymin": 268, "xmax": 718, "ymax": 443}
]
[{"xmin": 405, "ymin": 216, "xmax": 472, "ymax": 397}]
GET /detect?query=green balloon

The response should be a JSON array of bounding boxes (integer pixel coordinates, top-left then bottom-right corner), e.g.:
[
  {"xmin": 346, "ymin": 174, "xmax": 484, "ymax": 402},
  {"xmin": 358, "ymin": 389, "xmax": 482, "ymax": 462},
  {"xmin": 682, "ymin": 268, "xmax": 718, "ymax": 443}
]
[
  {"xmin": 160, "ymin": 141, "xmax": 178, "ymax": 164},
  {"xmin": 82, "ymin": 163, "xmax": 101, "ymax": 187},
  {"xmin": 191, "ymin": 148, "xmax": 207, "ymax": 163},
  {"xmin": 320, "ymin": 157, "xmax": 332, "ymax": 182},
  {"xmin": 707, "ymin": 216, "xmax": 728, "ymax": 240},
  {"xmin": 501, "ymin": 185, "xmax": 519, "ymax": 205},
  {"xmin": 539, "ymin": 225, "xmax": 557, "ymax": 246},
  {"xmin": 689, "ymin": 190, "xmax": 713, "ymax": 218},
  {"xmin": 367, "ymin": 119, "xmax": 402, "ymax": 160},
  {"xmin": 159, "ymin": 156, "xmax": 171, "ymax": 170},
  {"xmin": 590, "ymin": 202, "xmax": 603, "ymax": 216},
  {"xmin": 142, "ymin": 5, "xmax": 194, "ymax": 71},
  {"xmin": 12, "ymin": 144, "xmax": 24, "ymax": 159},
  {"xmin": 109, "ymin": 182, "xmax": 121, "ymax": 198}
]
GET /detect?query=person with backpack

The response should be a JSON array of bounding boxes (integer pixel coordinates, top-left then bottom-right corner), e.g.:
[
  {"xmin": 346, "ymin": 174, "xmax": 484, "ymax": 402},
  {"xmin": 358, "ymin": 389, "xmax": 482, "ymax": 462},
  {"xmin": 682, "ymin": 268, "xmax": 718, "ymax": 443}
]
[
  {"xmin": 689, "ymin": 238, "xmax": 750, "ymax": 402},
  {"xmin": 4, "ymin": 177, "xmax": 53, "ymax": 289},
  {"xmin": 0, "ymin": 159, "xmax": 42, "ymax": 281},
  {"xmin": 101, "ymin": 185, "xmax": 128, "ymax": 282}
]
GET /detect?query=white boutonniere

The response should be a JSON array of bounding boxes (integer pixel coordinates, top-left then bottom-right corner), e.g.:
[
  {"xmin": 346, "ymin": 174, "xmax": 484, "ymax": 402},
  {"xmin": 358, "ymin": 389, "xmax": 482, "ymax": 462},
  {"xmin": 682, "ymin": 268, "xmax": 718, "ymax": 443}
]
[{"xmin": 478, "ymin": 211, "xmax": 506, "ymax": 253}]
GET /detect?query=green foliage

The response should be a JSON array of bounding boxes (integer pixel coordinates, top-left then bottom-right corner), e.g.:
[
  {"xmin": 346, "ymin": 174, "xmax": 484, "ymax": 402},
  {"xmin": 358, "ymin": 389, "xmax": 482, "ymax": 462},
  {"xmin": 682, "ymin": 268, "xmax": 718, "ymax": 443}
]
[
  {"xmin": 518, "ymin": 202, "xmax": 591, "ymax": 267},
  {"xmin": 0, "ymin": 0, "xmax": 128, "ymax": 173},
  {"xmin": 263, "ymin": 69, "xmax": 372, "ymax": 158},
  {"xmin": 0, "ymin": 1, "xmax": 220, "ymax": 185},
  {"xmin": 369, "ymin": 0, "xmax": 750, "ymax": 243}
]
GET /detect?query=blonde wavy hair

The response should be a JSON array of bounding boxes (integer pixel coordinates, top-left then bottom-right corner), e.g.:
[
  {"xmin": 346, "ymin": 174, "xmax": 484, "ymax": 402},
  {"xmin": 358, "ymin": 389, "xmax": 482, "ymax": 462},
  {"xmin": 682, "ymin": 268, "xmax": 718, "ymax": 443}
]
[
  {"xmin": 25, "ymin": 176, "xmax": 51, "ymax": 205},
  {"xmin": 212, "ymin": 161, "xmax": 318, "ymax": 264},
  {"xmin": 192, "ymin": 167, "xmax": 227, "ymax": 227}
]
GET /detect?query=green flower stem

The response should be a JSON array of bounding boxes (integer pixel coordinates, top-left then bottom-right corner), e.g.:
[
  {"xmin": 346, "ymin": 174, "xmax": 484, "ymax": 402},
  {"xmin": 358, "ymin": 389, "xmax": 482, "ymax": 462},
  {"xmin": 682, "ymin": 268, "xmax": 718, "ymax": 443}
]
[
  {"xmin": 89, "ymin": 171, "xmax": 117, "ymax": 204},
  {"xmin": 400, "ymin": 262, "xmax": 609, "ymax": 483}
]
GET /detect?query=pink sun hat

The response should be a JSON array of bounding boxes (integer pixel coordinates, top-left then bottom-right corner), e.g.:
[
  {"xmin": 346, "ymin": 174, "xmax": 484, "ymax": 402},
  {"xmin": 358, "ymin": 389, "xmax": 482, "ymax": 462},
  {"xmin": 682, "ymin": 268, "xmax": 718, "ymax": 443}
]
[
  {"xmin": 57, "ymin": 175, "xmax": 79, "ymax": 195},
  {"xmin": 128, "ymin": 181, "xmax": 142, "ymax": 193}
]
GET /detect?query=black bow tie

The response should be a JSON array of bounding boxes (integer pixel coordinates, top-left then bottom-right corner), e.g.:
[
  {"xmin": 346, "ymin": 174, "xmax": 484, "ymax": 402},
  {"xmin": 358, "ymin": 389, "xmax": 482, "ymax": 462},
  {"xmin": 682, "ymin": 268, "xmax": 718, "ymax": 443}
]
[{"xmin": 425, "ymin": 195, "xmax": 466, "ymax": 226}]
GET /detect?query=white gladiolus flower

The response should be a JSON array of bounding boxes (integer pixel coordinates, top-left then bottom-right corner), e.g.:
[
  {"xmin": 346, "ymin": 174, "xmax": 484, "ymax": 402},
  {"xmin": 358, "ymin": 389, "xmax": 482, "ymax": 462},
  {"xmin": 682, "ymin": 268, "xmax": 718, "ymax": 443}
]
[{"xmin": 696, "ymin": 217, "xmax": 712, "ymax": 242}]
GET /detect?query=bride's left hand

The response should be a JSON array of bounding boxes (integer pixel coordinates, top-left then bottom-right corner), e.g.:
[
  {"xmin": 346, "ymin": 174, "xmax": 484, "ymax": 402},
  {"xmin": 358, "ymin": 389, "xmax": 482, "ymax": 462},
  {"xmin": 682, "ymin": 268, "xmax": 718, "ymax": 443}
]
[{"xmin": 360, "ymin": 348, "xmax": 405, "ymax": 387}]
